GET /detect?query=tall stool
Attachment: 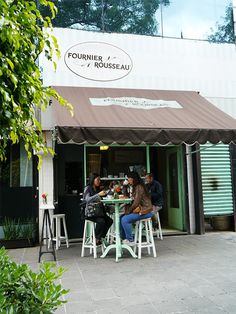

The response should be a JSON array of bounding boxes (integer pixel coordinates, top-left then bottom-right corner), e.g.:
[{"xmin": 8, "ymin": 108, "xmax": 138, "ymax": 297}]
[
  {"xmin": 153, "ymin": 205, "xmax": 163, "ymax": 240},
  {"xmin": 81, "ymin": 220, "xmax": 104, "ymax": 258},
  {"xmin": 50, "ymin": 214, "xmax": 69, "ymax": 250},
  {"xmin": 134, "ymin": 217, "xmax": 157, "ymax": 259}
]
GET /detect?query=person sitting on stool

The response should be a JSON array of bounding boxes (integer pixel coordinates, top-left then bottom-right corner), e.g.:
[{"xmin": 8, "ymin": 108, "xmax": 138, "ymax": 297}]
[
  {"xmin": 83, "ymin": 173, "xmax": 113, "ymax": 246},
  {"xmin": 145, "ymin": 173, "xmax": 164, "ymax": 230}
]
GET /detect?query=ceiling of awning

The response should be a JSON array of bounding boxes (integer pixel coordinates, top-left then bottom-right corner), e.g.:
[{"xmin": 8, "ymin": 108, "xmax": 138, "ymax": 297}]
[{"xmin": 50, "ymin": 86, "xmax": 236, "ymax": 145}]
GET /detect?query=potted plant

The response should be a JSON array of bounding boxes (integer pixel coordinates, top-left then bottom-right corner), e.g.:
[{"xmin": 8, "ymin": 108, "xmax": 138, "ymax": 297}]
[
  {"xmin": 0, "ymin": 248, "xmax": 68, "ymax": 312},
  {"xmin": 0, "ymin": 217, "xmax": 36, "ymax": 249}
]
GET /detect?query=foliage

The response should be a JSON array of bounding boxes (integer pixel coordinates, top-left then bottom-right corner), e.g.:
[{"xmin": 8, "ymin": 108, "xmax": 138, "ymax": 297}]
[
  {"xmin": 40, "ymin": 0, "xmax": 170, "ymax": 35},
  {"xmin": 207, "ymin": 2, "xmax": 234, "ymax": 43},
  {"xmin": 0, "ymin": 248, "xmax": 68, "ymax": 313},
  {"xmin": 20, "ymin": 218, "xmax": 36, "ymax": 240},
  {"xmin": 2, "ymin": 218, "xmax": 22, "ymax": 240},
  {"xmin": 2, "ymin": 217, "xmax": 36, "ymax": 240},
  {"xmin": 0, "ymin": 0, "xmax": 73, "ymax": 163}
]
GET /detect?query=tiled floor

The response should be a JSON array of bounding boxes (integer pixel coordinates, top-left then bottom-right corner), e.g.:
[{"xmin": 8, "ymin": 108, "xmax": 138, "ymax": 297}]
[{"xmin": 8, "ymin": 232, "xmax": 236, "ymax": 314}]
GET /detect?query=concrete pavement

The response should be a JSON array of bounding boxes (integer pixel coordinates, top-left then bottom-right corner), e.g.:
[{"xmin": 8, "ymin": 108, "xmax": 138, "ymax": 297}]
[{"xmin": 8, "ymin": 232, "xmax": 236, "ymax": 314}]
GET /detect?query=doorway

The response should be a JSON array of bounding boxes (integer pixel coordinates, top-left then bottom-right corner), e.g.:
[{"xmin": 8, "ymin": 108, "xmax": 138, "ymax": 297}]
[
  {"xmin": 55, "ymin": 144, "xmax": 84, "ymax": 239},
  {"xmin": 150, "ymin": 146, "xmax": 186, "ymax": 235}
]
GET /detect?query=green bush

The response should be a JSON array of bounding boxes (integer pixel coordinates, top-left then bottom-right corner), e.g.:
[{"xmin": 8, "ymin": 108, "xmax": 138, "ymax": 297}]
[{"xmin": 0, "ymin": 248, "xmax": 69, "ymax": 313}]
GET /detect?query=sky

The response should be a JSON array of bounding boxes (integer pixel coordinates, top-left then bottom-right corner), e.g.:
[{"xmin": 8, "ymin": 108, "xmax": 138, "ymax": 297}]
[{"xmin": 156, "ymin": 0, "xmax": 232, "ymax": 40}]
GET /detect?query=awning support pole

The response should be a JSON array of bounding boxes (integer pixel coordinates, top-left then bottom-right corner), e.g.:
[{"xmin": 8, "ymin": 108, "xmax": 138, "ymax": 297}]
[
  {"xmin": 186, "ymin": 145, "xmax": 196, "ymax": 234},
  {"xmin": 83, "ymin": 145, "xmax": 87, "ymax": 188},
  {"xmin": 146, "ymin": 145, "xmax": 150, "ymax": 173}
]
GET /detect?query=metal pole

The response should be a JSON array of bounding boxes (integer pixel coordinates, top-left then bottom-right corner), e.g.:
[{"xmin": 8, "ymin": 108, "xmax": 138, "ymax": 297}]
[
  {"xmin": 146, "ymin": 145, "xmax": 150, "ymax": 173},
  {"xmin": 233, "ymin": 0, "xmax": 236, "ymax": 44},
  {"xmin": 186, "ymin": 145, "xmax": 196, "ymax": 234},
  {"xmin": 160, "ymin": 1, "xmax": 164, "ymax": 37},
  {"xmin": 83, "ymin": 145, "xmax": 87, "ymax": 188},
  {"xmin": 101, "ymin": 0, "xmax": 105, "ymax": 32}
]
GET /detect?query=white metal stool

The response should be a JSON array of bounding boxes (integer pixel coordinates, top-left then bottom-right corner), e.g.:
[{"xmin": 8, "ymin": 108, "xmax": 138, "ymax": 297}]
[
  {"xmin": 134, "ymin": 217, "xmax": 157, "ymax": 259},
  {"xmin": 81, "ymin": 220, "xmax": 104, "ymax": 258},
  {"xmin": 152, "ymin": 206, "xmax": 163, "ymax": 240},
  {"xmin": 50, "ymin": 214, "xmax": 69, "ymax": 250}
]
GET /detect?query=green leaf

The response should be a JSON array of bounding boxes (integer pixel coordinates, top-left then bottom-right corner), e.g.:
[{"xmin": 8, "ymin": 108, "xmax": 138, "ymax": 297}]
[
  {"xmin": 10, "ymin": 131, "xmax": 19, "ymax": 144},
  {"xmin": 6, "ymin": 58, "xmax": 14, "ymax": 70}
]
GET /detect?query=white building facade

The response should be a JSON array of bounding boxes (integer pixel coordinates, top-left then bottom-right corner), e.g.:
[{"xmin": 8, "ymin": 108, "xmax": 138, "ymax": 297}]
[{"xmin": 40, "ymin": 28, "xmax": 236, "ymax": 238}]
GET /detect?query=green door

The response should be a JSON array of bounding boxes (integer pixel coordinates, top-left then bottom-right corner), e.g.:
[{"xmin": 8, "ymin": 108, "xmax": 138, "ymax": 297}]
[{"xmin": 166, "ymin": 147, "xmax": 185, "ymax": 230}]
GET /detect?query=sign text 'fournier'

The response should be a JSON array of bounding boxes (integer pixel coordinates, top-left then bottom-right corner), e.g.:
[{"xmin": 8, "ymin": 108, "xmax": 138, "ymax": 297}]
[{"xmin": 64, "ymin": 42, "xmax": 133, "ymax": 82}]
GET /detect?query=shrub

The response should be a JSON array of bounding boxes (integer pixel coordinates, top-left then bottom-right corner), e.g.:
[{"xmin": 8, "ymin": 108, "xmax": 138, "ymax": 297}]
[
  {"xmin": 20, "ymin": 218, "xmax": 36, "ymax": 241},
  {"xmin": 1, "ymin": 217, "xmax": 36, "ymax": 240},
  {"xmin": 0, "ymin": 248, "xmax": 69, "ymax": 313},
  {"xmin": 2, "ymin": 217, "xmax": 22, "ymax": 240}
]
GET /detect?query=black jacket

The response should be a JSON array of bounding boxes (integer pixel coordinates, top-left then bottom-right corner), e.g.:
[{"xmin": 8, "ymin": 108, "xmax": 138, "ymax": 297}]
[{"xmin": 146, "ymin": 180, "xmax": 164, "ymax": 207}]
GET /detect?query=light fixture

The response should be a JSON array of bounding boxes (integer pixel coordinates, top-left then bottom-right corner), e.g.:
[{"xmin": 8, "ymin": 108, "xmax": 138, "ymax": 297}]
[{"xmin": 100, "ymin": 145, "xmax": 109, "ymax": 151}]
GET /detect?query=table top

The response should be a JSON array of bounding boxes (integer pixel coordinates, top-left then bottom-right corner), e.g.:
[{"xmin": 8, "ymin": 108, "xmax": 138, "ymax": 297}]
[
  {"xmin": 39, "ymin": 204, "xmax": 55, "ymax": 210},
  {"xmin": 101, "ymin": 198, "xmax": 132, "ymax": 205}
]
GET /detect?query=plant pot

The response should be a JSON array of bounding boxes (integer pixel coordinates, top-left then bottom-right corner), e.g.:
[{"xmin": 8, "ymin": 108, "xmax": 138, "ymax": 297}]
[
  {"xmin": 0, "ymin": 238, "xmax": 35, "ymax": 249},
  {"xmin": 211, "ymin": 216, "xmax": 233, "ymax": 231}
]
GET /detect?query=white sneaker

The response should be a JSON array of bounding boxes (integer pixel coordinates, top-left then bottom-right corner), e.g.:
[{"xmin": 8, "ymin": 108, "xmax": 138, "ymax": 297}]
[{"xmin": 122, "ymin": 239, "xmax": 135, "ymax": 246}]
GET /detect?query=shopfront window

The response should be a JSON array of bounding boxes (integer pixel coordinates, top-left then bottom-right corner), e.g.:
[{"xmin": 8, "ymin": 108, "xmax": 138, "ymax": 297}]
[
  {"xmin": 0, "ymin": 143, "xmax": 32, "ymax": 187},
  {"xmin": 86, "ymin": 146, "xmax": 147, "ymax": 179}
]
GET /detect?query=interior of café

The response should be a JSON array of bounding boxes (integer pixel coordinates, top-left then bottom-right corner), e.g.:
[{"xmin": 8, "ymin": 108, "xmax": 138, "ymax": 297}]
[{"xmin": 55, "ymin": 143, "xmax": 187, "ymax": 240}]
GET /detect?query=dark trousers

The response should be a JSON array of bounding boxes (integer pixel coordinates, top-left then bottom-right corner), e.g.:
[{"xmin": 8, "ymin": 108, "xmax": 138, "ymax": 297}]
[{"xmin": 88, "ymin": 214, "xmax": 113, "ymax": 240}]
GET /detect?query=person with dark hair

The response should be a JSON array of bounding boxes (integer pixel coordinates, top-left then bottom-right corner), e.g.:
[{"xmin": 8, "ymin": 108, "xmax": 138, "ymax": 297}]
[
  {"xmin": 83, "ymin": 173, "xmax": 113, "ymax": 246},
  {"xmin": 145, "ymin": 173, "xmax": 164, "ymax": 229},
  {"xmin": 120, "ymin": 171, "xmax": 153, "ymax": 245},
  {"xmin": 145, "ymin": 173, "xmax": 163, "ymax": 207}
]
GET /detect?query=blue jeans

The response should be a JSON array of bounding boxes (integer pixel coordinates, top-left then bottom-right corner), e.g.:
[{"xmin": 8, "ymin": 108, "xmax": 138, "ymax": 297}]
[{"xmin": 120, "ymin": 212, "xmax": 153, "ymax": 241}]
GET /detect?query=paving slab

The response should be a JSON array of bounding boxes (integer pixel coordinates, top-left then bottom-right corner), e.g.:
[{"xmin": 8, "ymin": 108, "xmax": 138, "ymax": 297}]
[{"xmin": 7, "ymin": 232, "xmax": 236, "ymax": 314}]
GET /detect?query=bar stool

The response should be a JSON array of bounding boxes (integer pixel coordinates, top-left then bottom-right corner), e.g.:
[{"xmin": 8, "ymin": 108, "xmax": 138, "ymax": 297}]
[
  {"xmin": 49, "ymin": 214, "xmax": 69, "ymax": 250},
  {"xmin": 134, "ymin": 217, "xmax": 157, "ymax": 259},
  {"xmin": 152, "ymin": 206, "xmax": 163, "ymax": 240},
  {"xmin": 81, "ymin": 220, "xmax": 104, "ymax": 258}
]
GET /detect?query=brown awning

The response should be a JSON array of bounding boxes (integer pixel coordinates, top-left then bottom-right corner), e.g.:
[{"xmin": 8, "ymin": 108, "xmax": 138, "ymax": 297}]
[{"xmin": 50, "ymin": 86, "xmax": 236, "ymax": 145}]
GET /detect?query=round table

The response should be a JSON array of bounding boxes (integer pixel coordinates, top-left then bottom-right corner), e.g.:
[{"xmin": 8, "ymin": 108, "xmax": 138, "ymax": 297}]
[{"xmin": 101, "ymin": 198, "xmax": 137, "ymax": 262}]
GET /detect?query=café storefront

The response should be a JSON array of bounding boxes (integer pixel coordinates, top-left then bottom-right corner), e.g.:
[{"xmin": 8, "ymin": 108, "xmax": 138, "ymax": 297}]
[{"xmin": 46, "ymin": 86, "xmax": 236, "ymax": 239}]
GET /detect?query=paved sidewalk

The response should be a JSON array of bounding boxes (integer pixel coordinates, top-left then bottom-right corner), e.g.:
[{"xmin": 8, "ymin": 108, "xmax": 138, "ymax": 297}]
[{"xmin": 8, "ymin": 232, "xmax": 236, "ymax": 314}]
